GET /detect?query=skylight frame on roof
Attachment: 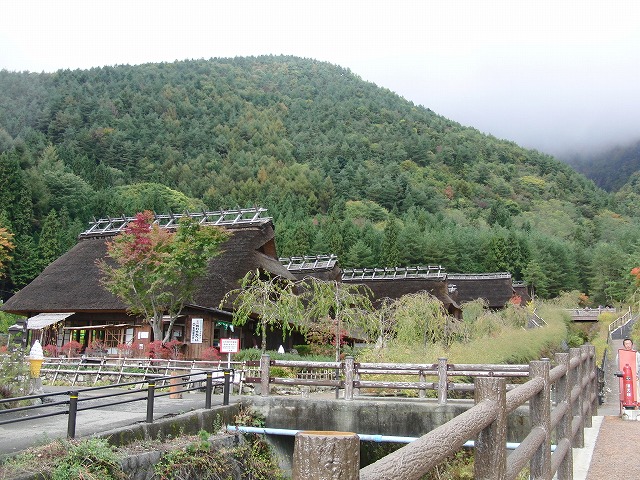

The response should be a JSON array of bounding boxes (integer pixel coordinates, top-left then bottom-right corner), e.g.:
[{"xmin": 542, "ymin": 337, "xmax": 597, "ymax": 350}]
[
  {"xmin": 279, "ymin": 254, "xmax": 338, "ymax": 272},
  {"xmin": 78, "ymin": 207, "xmax": 271, "ymax": 238},
  {"xmin": 341, "ymin": 265, "xmax": 446, "ymax": 281}
]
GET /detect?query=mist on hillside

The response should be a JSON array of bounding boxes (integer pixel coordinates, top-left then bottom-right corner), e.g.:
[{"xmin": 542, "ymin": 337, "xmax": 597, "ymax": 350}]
[{"xmin": 557, "ymin": 138, "xmax": 640, "ymax": 192}]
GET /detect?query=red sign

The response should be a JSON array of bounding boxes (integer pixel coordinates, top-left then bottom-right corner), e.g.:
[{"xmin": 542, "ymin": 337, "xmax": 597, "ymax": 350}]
[{"xmin": 220, "ymin": 338, "xmax": 240, "ymax": 354}]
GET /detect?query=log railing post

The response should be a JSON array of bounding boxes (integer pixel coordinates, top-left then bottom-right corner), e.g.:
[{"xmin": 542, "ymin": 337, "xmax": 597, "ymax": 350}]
[
  {"xmin": 438, "ymin": 357, "xmax": 448, "ymax": 405},
  {"xmin": 474, "ymin": 377, "xmax": 506, "ymax": 480},
  {"xmin": 569, "ymin": 347, "xmax": 584, "ymax": 448},
  {"xmin": 260, "ymin": 354, "xmax": 271, "ymax": 397},
  {"xmin": 582, "ymin": 344, "xmax": 595, "ymax": 426},
  {"xmin": 529, "ymin": 359, "xmax": 551, "ymax": 479},
  {"xmin": 591, "ymin": 343, "xmax": 598, "ymax": 417},
  {"xmin": 419, "ymin": 370, "xmax": 426, "ymax": 399},
  {"xmin": 554, "ymin": 352, "xmax": 572, "ymax": 480},
  {"xmin": 344, "ymin": 356, "xmax": 354, "ymax": 401},
  {"xmin": 292, "ymin": 431, "xmax": 360, "ymax": 480}
]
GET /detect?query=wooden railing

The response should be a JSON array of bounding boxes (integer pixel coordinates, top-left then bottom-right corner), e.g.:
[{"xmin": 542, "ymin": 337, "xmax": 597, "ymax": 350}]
[
  {"xmin": 38, "ymin": 357, "xmax": 245, "ymax": 389},
  {"xmin": 359, "ymin": 345, "xmax": 596, "ymax": 479},
  {"xmin": 608, "ymin": 306, "xmax": 632, "ymax": 338},
  {"xmin": 286, "ymin": 345, "xmax": 596, "ymax": 480},
  {"xmin": 247, "ymin": 356, "xmax": 530, "ymax": 403}
]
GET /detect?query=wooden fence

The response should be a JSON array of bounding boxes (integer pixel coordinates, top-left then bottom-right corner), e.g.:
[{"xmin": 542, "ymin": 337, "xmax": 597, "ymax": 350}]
[
  {"xmin": 36, "ymin": 346, "xmax": 597, "ymax": 478},
  {"xmin": 247, "ymin": 356, "xmax": 530, "ymax": 403},
  {"xmin": 39, "ymin": 357, "xmax": 245, "ymax": 389},
  {"xmin": 283, "ymin": 345, "xmax": 596, "ymax": 480}
]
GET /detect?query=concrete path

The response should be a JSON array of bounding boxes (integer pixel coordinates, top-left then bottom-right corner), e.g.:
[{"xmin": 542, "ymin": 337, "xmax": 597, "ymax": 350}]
[
  {"xmin": 580, "ymin": 337, "xmax": 640, "ymax": 479},
  {"xmin": 569, "ymin": 339, "xmax": 619, "ymax": 480},
  {"xmin": 0, "ymin": 385, "xmax": 235, "ymax": 458}
]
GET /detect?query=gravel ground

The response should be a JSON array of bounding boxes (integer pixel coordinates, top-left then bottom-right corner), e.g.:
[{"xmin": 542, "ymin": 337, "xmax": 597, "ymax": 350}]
[{"xmin": 586, "ymin": 415, "xmax": 640, "ymax": 478}]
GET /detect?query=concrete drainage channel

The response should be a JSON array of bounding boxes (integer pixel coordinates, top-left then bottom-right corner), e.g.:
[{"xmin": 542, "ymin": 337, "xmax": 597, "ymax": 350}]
[{"xmin": 4, "ymin": 396, "xmax": 533, "ymax": 478}]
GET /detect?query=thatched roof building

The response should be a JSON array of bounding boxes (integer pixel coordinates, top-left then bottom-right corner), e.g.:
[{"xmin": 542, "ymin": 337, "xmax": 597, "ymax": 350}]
[
  {"xmin": 512, "ymin": 282, "xmax": 532, "ymax": 305},
  {"xmin": 1, "ymin": 208, "xmax": 296, "ymax": 356},
  {"xmin": 447, "ymin": 273, "xmax": 516, "ymax": 309},
  {"xmin": 341, "ymin": 266, "xmax": 461, "ymax": 317}
]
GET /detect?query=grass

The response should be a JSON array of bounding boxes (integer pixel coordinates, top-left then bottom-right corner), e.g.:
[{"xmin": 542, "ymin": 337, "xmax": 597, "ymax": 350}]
[
  {"xmin": 0, "ymin": 430, "xmax": 284, "ymax": 480},
  {"xmin": 360, "ymin": 301, "xmax": 569, "ymax": 366}
]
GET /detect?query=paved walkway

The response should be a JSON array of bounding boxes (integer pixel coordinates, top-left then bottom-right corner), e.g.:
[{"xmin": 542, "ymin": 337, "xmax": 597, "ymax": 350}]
[
  {"xmin": 0, "ymin": 385, "xmax": 236, "ymax": 459},
  {"xmin": 580, "ymin": 337, "xmax": 640, "ymax": 479}
]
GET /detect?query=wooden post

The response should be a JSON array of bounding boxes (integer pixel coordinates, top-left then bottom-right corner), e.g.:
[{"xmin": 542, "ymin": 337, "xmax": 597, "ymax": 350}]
[
  {"xmin": 569, "ymin": 347, "xmax": 584, "ymax": 447},
  {"xmin": 419, "ymin": 370, "xmax": 426, "ymax": 399},
  {"xmin": 554, "ymin": 352, "xmax": 573, "ymax": 480},
  {"xmin": 344, "ymin": 356, "xmax": 354, "ymax": 401},
  {"xmin": 260, "ymin": 354, "xmax": 270, "ymax": 397},
  {"xmin": 292, "ymin": 431, "xmax": 360, "ymax": 480},
  {"xmin": 438, "ymin": 357, "xmax": 448, "ymax": 405},
  {"xmin": 582, "ymin": 344, "xmax": 595, "ymax": 426},
  {"xmin": 474, "ymin": 377, "xmax": 506, "ymax": 480},
  {"xmin": 529, "ymin": 359, "xmax": 551, "ymax": 479},
  {"xmin": 169, "ymin": 371, "xmax": 182, "ymax": 399}
]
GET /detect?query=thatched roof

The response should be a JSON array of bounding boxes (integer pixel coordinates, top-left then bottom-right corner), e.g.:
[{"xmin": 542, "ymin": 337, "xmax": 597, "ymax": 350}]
[
  {"xmin": 2, "ymin": 237, "xmax": 127, "ymax": 314},
  {"xmin": 194, "ymin": 224, "xmax": 295, "ymax": 309},
  {"xmin": 342, "ymin": 276, "xmax": 460, "ymax": 314},
  {"xmin": 2, "ymin": 221, "xmax": 294, "ymax": 316},
  {"xmin": 448, "ymin": 273, "xmax": 515, "ymax": 309}
]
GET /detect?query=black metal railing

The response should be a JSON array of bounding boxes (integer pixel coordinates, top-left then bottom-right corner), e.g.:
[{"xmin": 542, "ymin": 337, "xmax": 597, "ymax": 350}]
[{"xmin": 0, "ymin": 369, "xmax": 233, "ymax": 438}]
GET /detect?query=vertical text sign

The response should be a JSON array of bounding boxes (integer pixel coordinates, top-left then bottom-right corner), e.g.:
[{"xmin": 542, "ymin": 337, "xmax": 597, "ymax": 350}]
[{"xmin": 191, "ymin": 318, "xmax": 203, "ymax": 344}]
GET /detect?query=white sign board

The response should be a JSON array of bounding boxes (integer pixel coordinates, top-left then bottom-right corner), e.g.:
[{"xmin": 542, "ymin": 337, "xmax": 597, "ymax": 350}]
[
  {"xmin": 190, "ymin": 318, "xmax": 203, "ymax": 344},
  {"xmin": 219, "ymin": 338, "xmax": 240, "ymax": 353}
]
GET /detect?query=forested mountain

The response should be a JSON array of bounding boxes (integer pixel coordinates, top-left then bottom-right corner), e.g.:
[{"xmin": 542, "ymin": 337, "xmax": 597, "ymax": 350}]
[
  {"xmin": 564, "ymin": 139, "xmax": 640, "ymax": 194},
  {"xmin": 0, "ymin": 56, "xmax": 639, "ymax": 305}
]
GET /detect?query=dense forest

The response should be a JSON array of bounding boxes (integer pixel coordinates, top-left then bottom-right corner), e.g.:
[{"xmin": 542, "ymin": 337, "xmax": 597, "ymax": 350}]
[
  {"xmin": 565, "ymin": 139, "xmax": 640, "ymax": 193},
  {"xmin": 1, "ymin": 55, "xmax": 639, "ymax": 305}
]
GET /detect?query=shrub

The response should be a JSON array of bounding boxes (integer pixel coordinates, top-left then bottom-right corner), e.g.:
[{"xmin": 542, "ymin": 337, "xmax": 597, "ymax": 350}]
[
  {"xmin": 60, "ymin": 340, "xmax": 82, "ymax": 357},
  {"xmin": 270, "ymin": 366, "xmax": 296, "ymax": 378},
  {"xmin": 43, "ymin": 344, "xmax": 59, "ymax": 357},
  {"xmin": 200, "ymin": 346, "xmax": 221, "ymax": 362},
  {"xmin": 153, "ymin": 425, "xmax": 284, "ymax": 479},
  {"xmin": 51, "ymin": 438, "xmax": 125, "ymax": 480},
  {"xmin": 146, "ymin": 340, "xmax": 184, "ymax": 359},
  {"xmin": 86, "ymin": 340, "xmax": 107, "ymax": 356},
  {"xmin": 0, "ymin": 341, "xmax": 29, "ymax": 405}
]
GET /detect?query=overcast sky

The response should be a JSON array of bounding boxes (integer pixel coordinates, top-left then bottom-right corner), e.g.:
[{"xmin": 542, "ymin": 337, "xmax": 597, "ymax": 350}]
[{"xmin": 2, "ymin": 1, "xmax": 639, "ymax": 156}]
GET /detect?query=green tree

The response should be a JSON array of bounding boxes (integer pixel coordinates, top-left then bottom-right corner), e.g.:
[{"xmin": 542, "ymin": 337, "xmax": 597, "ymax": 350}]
[
  {"xmin": 381, "ymin": 217, "xmax": 401, "ymax": 267},
  {"xmin": 343, "ymin": 239, "xmax": 375, "ymax": 268},
  {"xmin": 221, "ymin": 269, "xmax": 304, "ymax": 354},
  {"xmin": 389, "ymin": 292, "xmax": 451, "ymax": 348},
  {"xmin": 523, "ymin": 260, "xmax": 549, "ymax": 300},
  {"xmin": 9, "ymin": 234, "xmax": 40, "ymax": 288},
  {"xmin": 98, "ymin": 211, "xmax": 228, "ymax": 342},
  {"xmin": 38, "ymin": 210, "xmax": 62, "ymax": 268},
  {"xmin": 300, "ymin": 277, "xmax": 374, "ymax": 361},
  {"xmin": 0, "ymin": 224, "xmax": 14, "ymax": 277}
]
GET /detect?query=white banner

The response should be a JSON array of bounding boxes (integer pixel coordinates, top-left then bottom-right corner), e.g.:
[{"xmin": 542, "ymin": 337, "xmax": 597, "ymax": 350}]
[{"xmin": 191, "ymin": 318, "xmax": 203, "ymax": 344}]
